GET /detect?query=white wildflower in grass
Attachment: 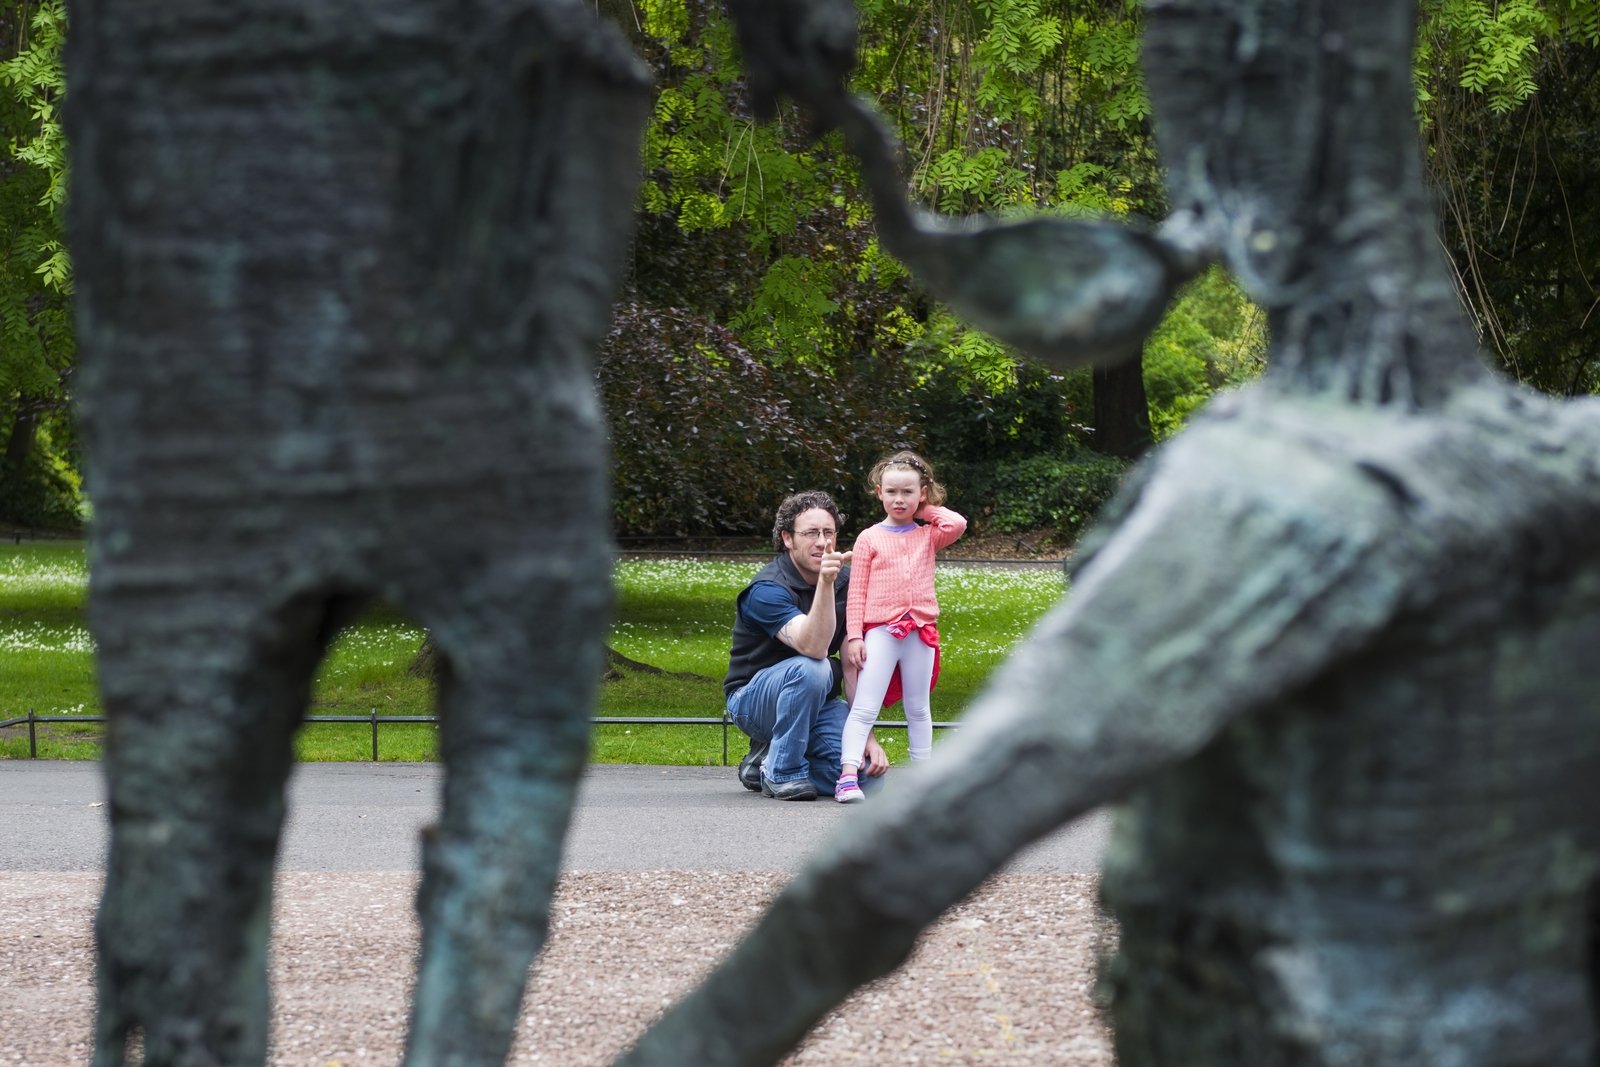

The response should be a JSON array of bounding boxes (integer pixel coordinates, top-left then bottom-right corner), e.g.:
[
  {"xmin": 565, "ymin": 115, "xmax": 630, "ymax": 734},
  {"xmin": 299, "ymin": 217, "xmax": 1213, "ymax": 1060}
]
[
  {"xmin": 937, "ymin": 564, "xmax": 1066, "ymax": 610},
  {"xmin": 936, "ymin": 564, "xmax": 1067, "ymax": 668},
  {"xmin": 605, "ymin": 558, "xmax": 1066, "ymax": 681},
  {"xmin": 0, "ymin": 552, "xmax": 89, "ymax": 595},
  {"xmin": 318, "ymin": 622, "xmax": 429, "ymax": 680},
  {"xmin": 0, "ymin": 700, "xmax": 93, "ymax": 721},
  {"xmin": 2, "ymin": 547, "xmax": 1069, "ymax": 756},
  {"xmin": 610, "ymin": 559, "xmax": 760, "ymax": 677},
  {"xmin": 614, "ymin": 559, "xmax": 761, "ymax": 599},
  {"xmin": 0, "ymin": 621, "xmax": 95, "ymax": 655}
]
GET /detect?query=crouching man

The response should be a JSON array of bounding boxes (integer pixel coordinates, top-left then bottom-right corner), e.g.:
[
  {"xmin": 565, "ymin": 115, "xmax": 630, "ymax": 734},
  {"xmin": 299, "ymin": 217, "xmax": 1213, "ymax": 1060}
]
[{"xmin": 725, "ymin": 491, "xmax": 889, "ymax": 799}]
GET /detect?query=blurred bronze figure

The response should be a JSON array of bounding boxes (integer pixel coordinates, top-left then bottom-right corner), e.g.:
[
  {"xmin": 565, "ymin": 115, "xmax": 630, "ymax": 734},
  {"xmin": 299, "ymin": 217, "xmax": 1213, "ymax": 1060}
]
[
  {"xmin": 69, "ymin": 0, "xmax": 1600, "ymax": 1063},
  {"xmin": 622, "ymin": 0, "xmax": 1600, "ymax": 1064},
  {"xmin": 68, "ymin": 2, "xmax": 647, "ymax": 1063}
]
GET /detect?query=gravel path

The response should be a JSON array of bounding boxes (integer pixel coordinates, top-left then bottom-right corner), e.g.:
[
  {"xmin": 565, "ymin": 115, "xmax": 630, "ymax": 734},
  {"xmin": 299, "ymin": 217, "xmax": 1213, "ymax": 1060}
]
[{"xmin": 2, "ymin": 869, "xmax": 1115, "ymax": 1065}]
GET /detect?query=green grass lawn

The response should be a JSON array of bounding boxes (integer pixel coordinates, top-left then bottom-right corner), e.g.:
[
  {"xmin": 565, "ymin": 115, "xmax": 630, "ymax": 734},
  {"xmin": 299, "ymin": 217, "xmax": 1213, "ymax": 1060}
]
[{"xmin": 0, "ymin": 543, "xmax": 1065, "ymax": 764}]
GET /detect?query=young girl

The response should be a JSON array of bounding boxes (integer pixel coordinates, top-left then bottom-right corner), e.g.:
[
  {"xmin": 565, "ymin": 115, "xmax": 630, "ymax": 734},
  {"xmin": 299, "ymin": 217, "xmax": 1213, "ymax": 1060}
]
[{"xmin": 836, "ymin": 451, "xmax": 966, "ymax": 802}]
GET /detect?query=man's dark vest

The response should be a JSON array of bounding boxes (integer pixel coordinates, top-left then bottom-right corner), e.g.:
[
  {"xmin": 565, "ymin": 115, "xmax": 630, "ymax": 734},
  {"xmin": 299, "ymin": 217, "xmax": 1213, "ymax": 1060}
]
[{"xmin": 723, "ymin": 552, "xmax": 850, "ymax": 698}]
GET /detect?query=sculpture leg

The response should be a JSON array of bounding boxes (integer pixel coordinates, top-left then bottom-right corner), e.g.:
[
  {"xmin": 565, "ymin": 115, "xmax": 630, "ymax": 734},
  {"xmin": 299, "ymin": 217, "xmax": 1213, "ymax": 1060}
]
[
  {"xmin": 617, "ymin": 696, "xmax": 1091, "ymax": 1066},
  {"xmin": 92, "ymin": 583, "xmax": 322, "ymax": 1066},
  {"xmin": 619, "ymin": 592, "xmax": 1176, "ymax": 1066},
  {"xmin": 404, "ymin": 566, "xmax": 608, "ymax": 1067}
]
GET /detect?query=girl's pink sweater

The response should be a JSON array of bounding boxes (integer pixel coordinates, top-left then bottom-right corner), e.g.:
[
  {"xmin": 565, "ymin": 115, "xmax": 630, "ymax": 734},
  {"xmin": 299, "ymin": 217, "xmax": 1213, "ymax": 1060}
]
[{"xmin": 846, "ymin": 504, "xmax": 967, "ymax": 641}]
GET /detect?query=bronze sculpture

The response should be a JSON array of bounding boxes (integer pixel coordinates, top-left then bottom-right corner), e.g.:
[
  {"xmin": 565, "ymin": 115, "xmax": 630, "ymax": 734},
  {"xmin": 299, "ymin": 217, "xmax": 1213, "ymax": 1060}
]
[
  {"xmin": 621, "ymin": 0, "xmax": 1600, "ymax": 1064},
  {"xmin": 68, "ymin": 0, "xmax": 1600, "ymax": 1063},
  {"xmin": 69, "ymin": 2, "xmax": 648, "ymax": 1063}
]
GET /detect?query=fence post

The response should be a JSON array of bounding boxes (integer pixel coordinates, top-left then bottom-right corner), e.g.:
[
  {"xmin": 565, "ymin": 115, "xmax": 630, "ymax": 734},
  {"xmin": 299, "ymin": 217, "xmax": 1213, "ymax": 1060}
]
[
  {"xmin": 371, "ymin": 707, "xmax": 379, "ymax": 763},
  {"xmin": 28, "ymin": 708, "xmax": 37, "ymax": 759},
  {"xmin": 721, "ymin": 712, "xmax": 729, "ymax": 767}
]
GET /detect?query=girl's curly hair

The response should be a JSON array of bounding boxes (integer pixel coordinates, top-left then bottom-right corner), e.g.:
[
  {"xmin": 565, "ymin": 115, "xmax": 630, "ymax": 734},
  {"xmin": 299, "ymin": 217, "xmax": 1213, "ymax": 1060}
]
[{"xmin": 869, "ymin": 450, "xmax": 946, "ymax": 507}]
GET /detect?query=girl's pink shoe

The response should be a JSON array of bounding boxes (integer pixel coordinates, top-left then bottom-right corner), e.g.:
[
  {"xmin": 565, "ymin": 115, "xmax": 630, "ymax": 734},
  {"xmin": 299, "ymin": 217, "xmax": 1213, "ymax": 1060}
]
[{"xmin": 834, "ymin": 774, "xmax": 865, "ymax": 803}]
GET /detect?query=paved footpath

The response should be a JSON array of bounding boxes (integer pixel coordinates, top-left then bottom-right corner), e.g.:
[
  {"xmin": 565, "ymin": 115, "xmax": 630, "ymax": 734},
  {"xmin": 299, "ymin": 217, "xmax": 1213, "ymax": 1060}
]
[
  {"xmin": 0, "ymin": 762, "xmax": 1116, "ymax": 1066},
  {"xmin": 0, "ymin": 760, "xmax": 1109, "ymax": 873}
]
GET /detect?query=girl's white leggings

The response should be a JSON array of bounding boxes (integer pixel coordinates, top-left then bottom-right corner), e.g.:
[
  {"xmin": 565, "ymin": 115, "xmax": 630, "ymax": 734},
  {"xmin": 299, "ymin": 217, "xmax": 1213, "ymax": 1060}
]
[{"xmin": 842, "ymin": 625, "xmax": 937, "ymax": 767}]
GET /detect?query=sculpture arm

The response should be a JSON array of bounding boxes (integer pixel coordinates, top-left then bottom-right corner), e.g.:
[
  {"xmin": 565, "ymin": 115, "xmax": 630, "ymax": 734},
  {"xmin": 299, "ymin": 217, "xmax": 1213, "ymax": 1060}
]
[
  {"xmin": 721, "ymin": 0, "xmax": 857, "ymax": 125},
  {"xmin": 721, "ymin": 2, "xmax": 1208, "ymax": 370},
  {"xmin": 617, "ymin": 430, "xmax": 1413, "ymax": 1066}
]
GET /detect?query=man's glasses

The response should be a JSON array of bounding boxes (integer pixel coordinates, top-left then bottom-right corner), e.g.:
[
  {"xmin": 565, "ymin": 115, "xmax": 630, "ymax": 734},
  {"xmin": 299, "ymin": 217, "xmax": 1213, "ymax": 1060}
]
[{"xmin": 793, "ymin": 528, "xmax": 836, "ymax": 542}]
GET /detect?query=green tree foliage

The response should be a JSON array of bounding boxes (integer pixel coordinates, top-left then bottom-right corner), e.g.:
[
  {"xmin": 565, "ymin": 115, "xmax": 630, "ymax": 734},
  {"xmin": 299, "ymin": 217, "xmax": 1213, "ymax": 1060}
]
[
  {"xmin": 1418, "ymin": 0, "xmax": 1600, "ymax": 113},
  {"xmin": 1, "ymin": 0, "xmax": 78, "ymax": 527},
  {"xmin": 1418, "ymin": 0, "xmax": 1600, "ymax": 394},
  {"xmin": 1141, "ymin": 268, "xmax": 1268, "ymax": 440},
  {"xmin": 943, "ymin": 449, "xmax": 1130, "ymax": 539},
  {"xmin": 23, "ymin": 1, "xmax": 1592, "ymax": 538},
  {"xmin": 609, "ymin": 0, "xmax": 1246, "ymax": 536},
  {"xmin": 852, "ymin": 0, "xmax": 1156, "ymax": 213}
]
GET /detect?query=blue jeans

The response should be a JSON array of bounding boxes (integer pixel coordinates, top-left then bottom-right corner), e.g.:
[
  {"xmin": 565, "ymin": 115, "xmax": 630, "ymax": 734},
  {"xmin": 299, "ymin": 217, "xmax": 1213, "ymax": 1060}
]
[{"xmin": 726, "ymin": 656, "xmax": 846, "ymax": 794}]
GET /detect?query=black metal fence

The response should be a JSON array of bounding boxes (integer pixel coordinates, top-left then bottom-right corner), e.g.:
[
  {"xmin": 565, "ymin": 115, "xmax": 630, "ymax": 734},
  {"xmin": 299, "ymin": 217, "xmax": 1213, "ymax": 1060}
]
[{"xmin": 0, "ymin": 708, "xmax": 957, "ymax": 764}]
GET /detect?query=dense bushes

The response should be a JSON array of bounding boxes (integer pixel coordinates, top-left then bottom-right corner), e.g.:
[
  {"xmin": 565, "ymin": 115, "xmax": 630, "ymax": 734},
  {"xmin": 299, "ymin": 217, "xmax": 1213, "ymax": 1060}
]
[
  {"xmin": 858, "ymin": 361, "xmax": 1129, "ymax": 543},
  {"xmin": 942, "ymin": 451, "xmax": 1130, "ymax": 542},
  {"xmin": 599, "ymin": 301, "xmax": 1140, "ymax": 543},
  {"xmin": 0, "ymin": 408, "xmax": 82, "ymax": 530},
  {"xmin": 597, "ymin": 303, "xmax": 919, "ymax": 538},
  {"xmin": 0, "ymin": 452, "xmax": 81, "ymax": 529},
  {"xmin": 913, "ymin": 359, "xmax": 1093, "ymax": 465}
]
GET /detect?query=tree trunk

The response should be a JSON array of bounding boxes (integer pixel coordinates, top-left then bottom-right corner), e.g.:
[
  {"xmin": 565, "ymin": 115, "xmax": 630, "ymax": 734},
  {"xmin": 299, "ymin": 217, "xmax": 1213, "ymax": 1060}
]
[
  {"xmin": 1092, "ymin": 357, "xmax": 1152, "ymax": 459},
  {"xmin": 1, "ymin": 403, "xmax": 37, "ymax": 473},
  {"xmin": 407, "ymin": 634, "xmax": 441, "ymax": 680}
]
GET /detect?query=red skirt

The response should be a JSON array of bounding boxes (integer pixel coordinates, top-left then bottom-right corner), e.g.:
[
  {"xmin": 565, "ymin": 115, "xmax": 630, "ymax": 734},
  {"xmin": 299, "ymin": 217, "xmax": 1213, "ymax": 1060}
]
[{"xmin": 866, "ymin": 611, "xmax": 941, "ymax": 710}]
